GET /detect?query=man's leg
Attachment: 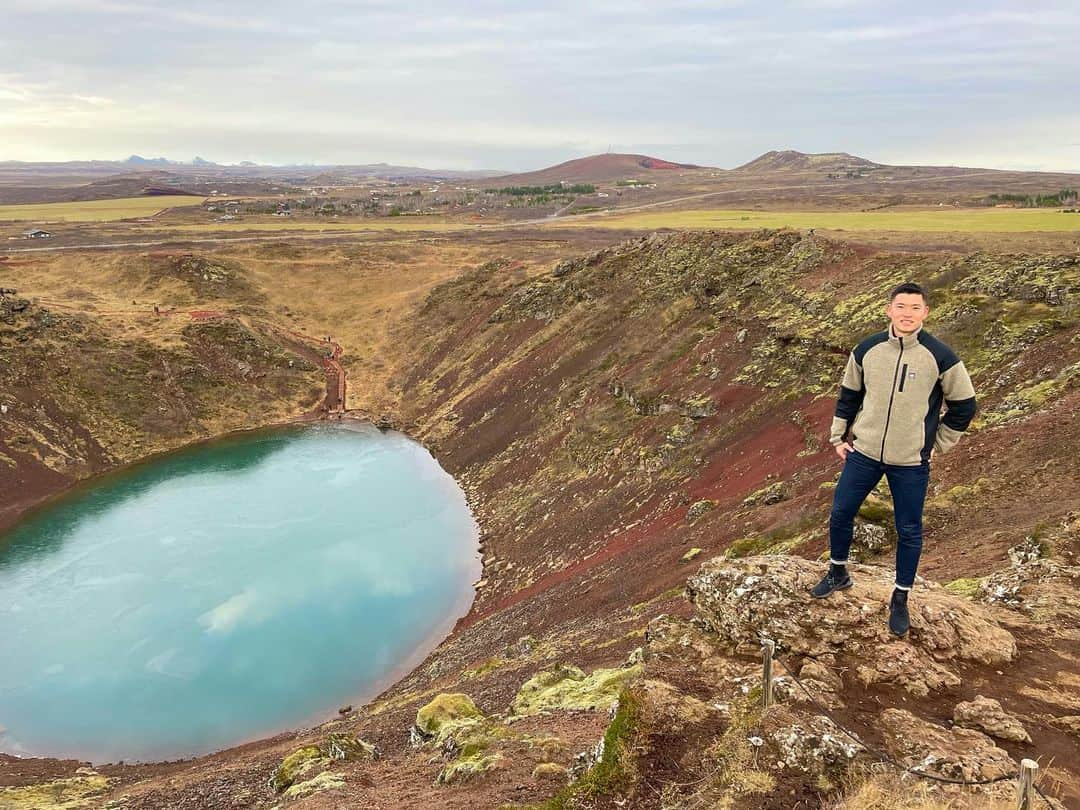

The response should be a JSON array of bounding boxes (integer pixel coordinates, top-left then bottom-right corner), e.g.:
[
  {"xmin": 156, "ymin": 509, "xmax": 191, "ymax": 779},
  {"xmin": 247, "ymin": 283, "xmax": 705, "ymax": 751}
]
[
  {"xmin": 885, "ymin": 461, "xmax": 931, "ymax": 589},
  {"xmin": 813, "ymin": 450, "xmax": 883, "ymax": 598},
  {"xmin": 829, "ymin": 451, "xmax": 885, "ymax": 565},
  {"xmin": 883, "ymin": 460, "xmax": 930, "ymax": 635}
]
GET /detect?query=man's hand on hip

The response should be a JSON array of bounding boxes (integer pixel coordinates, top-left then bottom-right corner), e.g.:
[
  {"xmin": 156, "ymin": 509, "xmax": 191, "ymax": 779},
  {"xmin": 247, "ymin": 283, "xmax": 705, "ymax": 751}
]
[{"xmin": 835, "ymin": 442, "xmax": 853, "ymax": 461}]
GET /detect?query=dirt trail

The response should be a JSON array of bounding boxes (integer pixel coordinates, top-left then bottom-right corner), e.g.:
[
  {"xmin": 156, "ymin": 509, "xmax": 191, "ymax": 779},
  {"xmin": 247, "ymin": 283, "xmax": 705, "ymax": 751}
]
[{"xmin": 250, "ymin": 318, "xmax": 346, "ymax": 412}]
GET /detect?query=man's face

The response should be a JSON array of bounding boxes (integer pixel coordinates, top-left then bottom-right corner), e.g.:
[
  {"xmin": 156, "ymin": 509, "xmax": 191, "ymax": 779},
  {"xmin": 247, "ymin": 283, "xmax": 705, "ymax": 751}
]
[{"xmin": 886, "ymin": 293, "xmax": 929, "ymax": 336}]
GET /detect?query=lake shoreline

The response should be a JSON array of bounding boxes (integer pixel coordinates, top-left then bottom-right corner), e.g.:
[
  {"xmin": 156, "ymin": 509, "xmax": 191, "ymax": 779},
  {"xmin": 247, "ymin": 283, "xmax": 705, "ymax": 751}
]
[{"xmin": 0, "ymin": 410, "xmax": 484, "ymax": 768}]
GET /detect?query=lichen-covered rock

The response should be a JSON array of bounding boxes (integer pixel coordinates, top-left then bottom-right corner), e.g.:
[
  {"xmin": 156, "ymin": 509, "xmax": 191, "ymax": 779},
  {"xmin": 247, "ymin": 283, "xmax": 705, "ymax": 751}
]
[
  {"xmin": 686, "ymin": 499, "xmax": 717, "ymax": 522},
  {"xmin": 414, "ymin": 693, "xmax": 484, "ymax": 739},
  {"xmin": 282, "ymin": 771, "xmax": 345, "ymax": 800},
  {"xmin": 762, "ymin": 705, "xmax": 863, "ymax": 775},
  {"xmin": 435, "ymin": 752, "xmax": 507, "ymax": 785},
  {"xmin": 953, "ymin": 695, "xmax": 1031, "ymax": 743},
  {"xmin": 850, "ymin": 520, "xmax": 895, "ymax": 560},
  {"xmin": 509, "ymin": 662, "xmax": 642, "ymax": 717},
  {"xmin": 272, "ymin": 745, "xmax": 327, "ymax": 793},
  {"xmin": 325, "ymin": 731, "xmax": 381, "ymax": 761},
  {"xmin": 686, "ymin": 556, "xmax": 1016, "ymax": 696},
  {"xmin": 643, "ymin": 613, "xmax": 757, "ymax": 690},
  {"xmin": 742, "ymin": 481, "xmax": 788, "ymax": 506},
  {"xmin": 879, "ymin": 708, "xmax": 1015, "ymax": 782}
]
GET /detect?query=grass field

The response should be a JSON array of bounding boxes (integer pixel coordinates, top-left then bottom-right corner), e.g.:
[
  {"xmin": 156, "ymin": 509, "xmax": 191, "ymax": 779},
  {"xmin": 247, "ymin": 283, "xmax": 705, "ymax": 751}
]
[
  {"xmin": 136, "ymin": 220, "xmax": 473, "ymax": 234},
  {"xmin": 554, "ymin": 206, "xmax": 1080, "ymax": 233},
  {"xmin": 0, "ymin": 195, "xmax": 205, "ymax": 222}
]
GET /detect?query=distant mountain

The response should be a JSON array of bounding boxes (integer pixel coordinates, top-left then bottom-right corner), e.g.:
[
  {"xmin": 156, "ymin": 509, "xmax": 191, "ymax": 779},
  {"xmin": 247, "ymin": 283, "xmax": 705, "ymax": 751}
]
[
  {"xmin": 734, "ymin": 150, "xmax": 881, "ymax": 173},
  {"xmin": 486, "ymin": 153, "xmax": 709, "ymax": 185},
  {"xmin": 124, "ymin": 155, "xmax": 176, "ymax": 166},
  {"xmin": 124, "ymin": 155, "xmax": 220, "ymax": 167}
]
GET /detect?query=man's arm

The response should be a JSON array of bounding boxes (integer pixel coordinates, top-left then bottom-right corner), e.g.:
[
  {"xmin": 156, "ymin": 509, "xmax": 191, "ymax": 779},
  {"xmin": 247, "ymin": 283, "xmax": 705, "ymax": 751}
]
[
  {"xmin": 830, "ymin": 351, "xmax": 864, "ymax": 446},
  {"xmin": 934, "ymin": 361, "xmax": 977, "ymax": 454}
]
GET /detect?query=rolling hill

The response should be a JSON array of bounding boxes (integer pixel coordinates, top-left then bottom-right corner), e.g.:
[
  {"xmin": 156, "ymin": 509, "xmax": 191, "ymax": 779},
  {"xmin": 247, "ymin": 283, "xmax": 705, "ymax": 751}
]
[{"xmin": 485, "ymin": 153, "xmax": 708, "ymax": 186}]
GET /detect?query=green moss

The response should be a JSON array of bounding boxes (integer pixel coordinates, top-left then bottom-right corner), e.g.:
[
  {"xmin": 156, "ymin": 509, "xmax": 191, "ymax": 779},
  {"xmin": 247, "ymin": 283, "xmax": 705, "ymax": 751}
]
[
  {"xmin": 463, "ymin": 656, "xmax": 505, "ymax": 680},
  {"xmin": 272, "ymin": 745, "xmax": 326, "ymax": 793},
  {"xmin": 282, "ymin": 771, "xmax": 345, "ymax": 799},
  {"xmin": 522, "ymin": 689, "xmax": 643, "ymax": 809},
  {"xmin": 929, "ymin": 478, "xmax": 992, "ymax": 508},
  {"xmin": 436, "ymin": 752, "xmax": 507, "ymax": 785},
  {"xmin": 510, "ymin": 663, "xmax": 642, "ymax": 717},
  {"xmin": 857, "ymin": 496, "xmax": 894, "ymax": 524},
  {"xmin": 681, "ymin": 547, "xmax": 703, "ymax": 562},
  {"xmin": 980, "ymin": 362, "xmax": 1079, "ymax": 427},
  {"xmin": 415, "ymin": 693, "xmax": 484, "ymax": 738},
  {"xmin": 725, "ymin": 518, "xmax": 819, "ymax": 559},
  {"xmin": 0, "ymin": 776, "xmax": 112, "ymax": 809},
  {"xmin": 944, "ymin": 577, "xmax": 985, "ymax": 599}
]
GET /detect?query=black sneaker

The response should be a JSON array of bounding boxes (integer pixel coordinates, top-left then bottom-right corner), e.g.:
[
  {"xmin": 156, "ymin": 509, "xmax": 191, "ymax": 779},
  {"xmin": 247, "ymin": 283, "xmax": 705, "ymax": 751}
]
[
  {"xmin": 889, "ymin": 588, "xmax": 910, "ymax": 636},
  {"xmin": 810, "ymin": 564, "xmax": 852, "ymax": 598}
]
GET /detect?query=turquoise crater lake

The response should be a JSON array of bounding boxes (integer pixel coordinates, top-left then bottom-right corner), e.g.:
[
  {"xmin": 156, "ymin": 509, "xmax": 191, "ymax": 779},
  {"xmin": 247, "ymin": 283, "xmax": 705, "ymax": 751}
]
[{"xmin": 0, "ymin": 424, "xmax": 480, "ymax": 763}]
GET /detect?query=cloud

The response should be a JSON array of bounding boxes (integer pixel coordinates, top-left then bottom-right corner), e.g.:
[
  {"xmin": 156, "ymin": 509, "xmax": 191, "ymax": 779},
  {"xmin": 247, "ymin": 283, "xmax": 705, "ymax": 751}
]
[
  {"xmin": 0, "ymin": 1, "xmax": 1078, "ymax": 170},
  {"xmin": 199, "ymin": 588, "xmax": 261, "ymax": 635}
]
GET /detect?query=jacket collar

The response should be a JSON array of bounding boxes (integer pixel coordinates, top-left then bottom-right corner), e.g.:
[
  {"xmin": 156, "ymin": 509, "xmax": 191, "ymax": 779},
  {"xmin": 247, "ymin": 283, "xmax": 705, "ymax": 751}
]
[{"xmin": 887, "ymin": 322, "xmax": 923, "ymax": 347}]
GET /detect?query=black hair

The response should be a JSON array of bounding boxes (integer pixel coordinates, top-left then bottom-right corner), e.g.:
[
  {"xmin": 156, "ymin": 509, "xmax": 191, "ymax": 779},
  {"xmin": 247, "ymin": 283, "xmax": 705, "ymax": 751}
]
[{"xmin": 889, "ymin": 282, "xmax": 928, "ymax": 304}]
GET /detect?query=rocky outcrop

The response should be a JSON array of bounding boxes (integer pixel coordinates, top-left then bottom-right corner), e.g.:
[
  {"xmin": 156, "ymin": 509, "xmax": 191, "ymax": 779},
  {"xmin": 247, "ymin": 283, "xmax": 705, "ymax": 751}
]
[
  {"xmin": 953, "ymin": 695, "xmax": 1032, "ymax": 743},
  {"xmin": 879, "ymin": 708, "xmax": 1015, "ymax": 782},
  {"xmin": 686, "ymin": 555, "xmax": 1017, "ymax": 696},
  {"xmin": 762, "ymin": 705, "xmax": 864, "ymax": 775},
  {"xmin": 981, "ymin": 521, "xmax": 1080, "ymax": 631}
]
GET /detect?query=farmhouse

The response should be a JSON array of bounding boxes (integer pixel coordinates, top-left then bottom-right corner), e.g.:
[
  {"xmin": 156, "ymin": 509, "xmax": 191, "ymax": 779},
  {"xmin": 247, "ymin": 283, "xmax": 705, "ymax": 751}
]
[{"xmin": 22, "ymin": 228, "xmax": 52, "ymax": 239}]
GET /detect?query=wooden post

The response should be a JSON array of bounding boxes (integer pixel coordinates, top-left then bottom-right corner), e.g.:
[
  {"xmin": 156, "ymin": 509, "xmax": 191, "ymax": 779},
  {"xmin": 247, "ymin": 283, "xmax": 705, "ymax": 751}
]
[
  {"xmin": 1016, "ymin": 758, "xmax": 1038, "ymax": 810},
  {"xmin": 761, "ymin": 639, "xmax": 775, "ymax": 709}
]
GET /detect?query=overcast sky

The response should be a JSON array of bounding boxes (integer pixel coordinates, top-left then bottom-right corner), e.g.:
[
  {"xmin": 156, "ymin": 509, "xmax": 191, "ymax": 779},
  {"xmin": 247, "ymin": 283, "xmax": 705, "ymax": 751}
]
[{"xmin": 2, "ymin": 0, "xmax": 1078, "ymax": 172}]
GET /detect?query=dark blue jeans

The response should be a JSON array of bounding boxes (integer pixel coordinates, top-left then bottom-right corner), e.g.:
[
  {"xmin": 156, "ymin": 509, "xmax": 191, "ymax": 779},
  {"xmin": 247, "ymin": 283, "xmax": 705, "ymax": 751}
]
[{"xmin": 829, "ymin": 449, "xmax": 930, "ymax": 589}]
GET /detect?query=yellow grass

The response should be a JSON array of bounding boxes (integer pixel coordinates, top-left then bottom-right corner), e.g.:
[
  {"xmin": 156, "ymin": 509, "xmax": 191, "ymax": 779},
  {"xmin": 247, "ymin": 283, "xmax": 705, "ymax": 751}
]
[
  {"xmin": 553, "ymin": 207, "xmax": 1080, "ymax": 233},
  {"xmin": 135, "ymin": 219, "xmax": 473, "ymax": 234},
  {"xmin": 829, "ymin": 773, "xmax": 1017, "ymax": 809},
  {"xmin": 0, "ymin": 195, "xmax": 205, "ymax": 223}
]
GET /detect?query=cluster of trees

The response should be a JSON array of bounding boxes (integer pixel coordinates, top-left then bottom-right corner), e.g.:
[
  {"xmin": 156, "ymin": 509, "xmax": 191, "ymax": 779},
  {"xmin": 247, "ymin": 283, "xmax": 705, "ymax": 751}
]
[
  {"xmin": 986, "ymin": 188, "xmax": 1078, "ymax": 207},
  {"xmin": 494, "ymin": 183, "xmax": 595, "ymax": 196}
]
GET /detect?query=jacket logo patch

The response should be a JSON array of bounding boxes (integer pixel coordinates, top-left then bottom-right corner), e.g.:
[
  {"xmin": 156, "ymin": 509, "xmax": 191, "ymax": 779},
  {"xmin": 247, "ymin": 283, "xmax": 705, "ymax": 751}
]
[{"xmin": 907, "ymin": 371, "xmax": 916, "ymax": 381}]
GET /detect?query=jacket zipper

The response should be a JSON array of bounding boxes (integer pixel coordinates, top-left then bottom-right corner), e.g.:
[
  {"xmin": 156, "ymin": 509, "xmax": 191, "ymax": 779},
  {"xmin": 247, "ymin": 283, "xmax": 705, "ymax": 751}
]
[
  {"xmin": 880, "ymin": 337, "xmax": 905, "ymax": 463},
  {"xmin": 898, "ymin": 363, "xmax": 909, "ymax": 392}
]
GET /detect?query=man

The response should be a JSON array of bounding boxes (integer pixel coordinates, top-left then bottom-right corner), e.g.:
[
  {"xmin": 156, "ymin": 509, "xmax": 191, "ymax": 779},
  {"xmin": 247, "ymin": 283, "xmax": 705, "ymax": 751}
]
[{"xmin": 812, "ymin": 282, "xmax": 977, "ymax": 636}]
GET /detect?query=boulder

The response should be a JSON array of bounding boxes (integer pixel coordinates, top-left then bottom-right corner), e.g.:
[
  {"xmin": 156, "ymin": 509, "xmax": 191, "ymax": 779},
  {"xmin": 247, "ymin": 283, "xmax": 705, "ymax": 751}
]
[
  {"xmin": 762, "ymin": 705, "xmax": 863, "ymax": 775},
  {"xmin": 953, "ymin": 695, "xmax": 1031, "ymax": 743},
  {"xmin": 510, "ymin": 663, "xmax": 642, "ymax": 717},
  {"xmin": 272, "ymin": 745, "xmax": 326, "ymax": 793},
  {"xmin": 415, "ymin": 693, "xmax": 484, "ymax": 739},
  {"xmin": 686, "ymin": 556, "xmax": 1016, "ymax": 697},
  {"xmin": 879, "ymin": 708, "xmax": 1015, "ymax": 782}
]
